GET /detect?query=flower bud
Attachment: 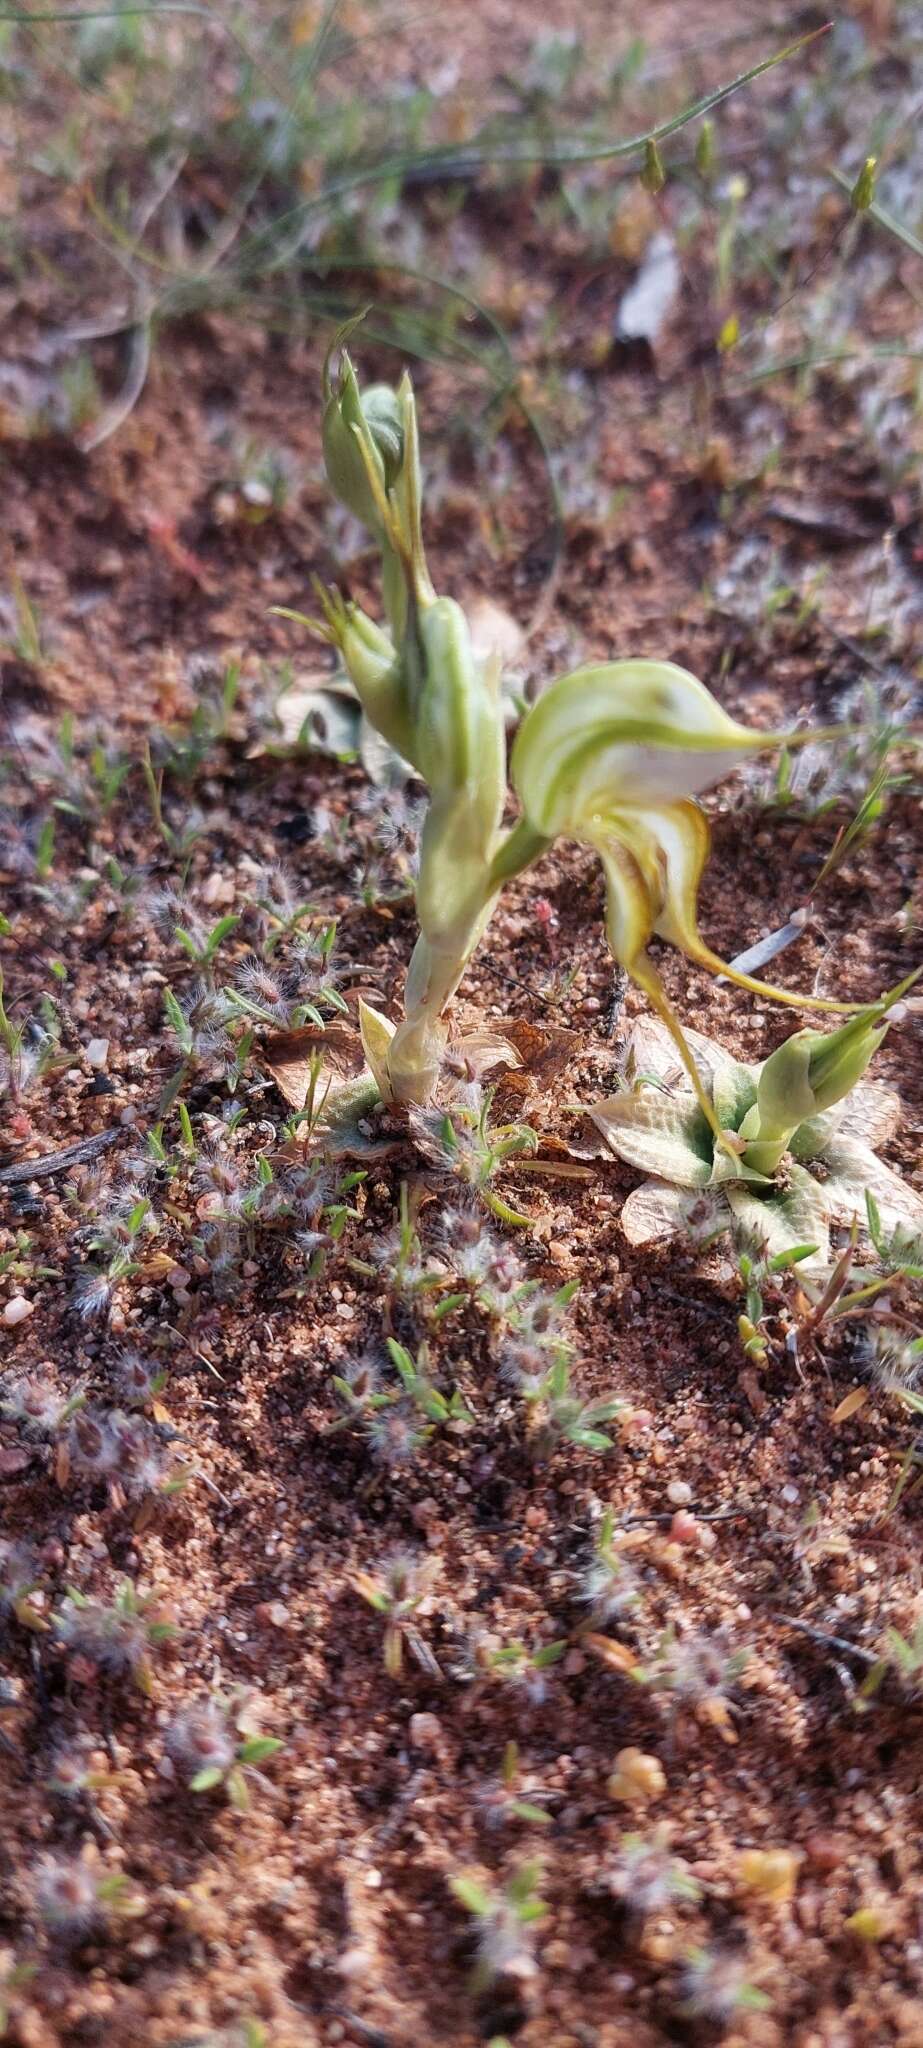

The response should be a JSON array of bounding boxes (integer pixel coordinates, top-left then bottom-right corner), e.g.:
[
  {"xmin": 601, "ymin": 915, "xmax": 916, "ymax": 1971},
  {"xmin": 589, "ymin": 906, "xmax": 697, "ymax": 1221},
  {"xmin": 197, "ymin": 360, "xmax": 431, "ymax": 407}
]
[
  {"xmin": 695, "ymin": 120, "xmax": 715, "ymax": 181},
  {"xmin": 739, "ymin": 983, "xmax": 912, "ymax": 1174},
  {"xmin": 312, "ymin": 587, "xmax": 415, "ymax": 762},
  {"xmin": 641, "ymin": 137, "xmax": 666, "ymax": 196},
  {"xmin": 804, "ymin": 1007, "xmax": 890, "ymax": 1111},
  {"xmin": 850, "ymin": 157, "xmax": 877, "ymax": 213},
  {"xmin": 322, "ymin": 348, "xmax": 403, "ymax": 536}
]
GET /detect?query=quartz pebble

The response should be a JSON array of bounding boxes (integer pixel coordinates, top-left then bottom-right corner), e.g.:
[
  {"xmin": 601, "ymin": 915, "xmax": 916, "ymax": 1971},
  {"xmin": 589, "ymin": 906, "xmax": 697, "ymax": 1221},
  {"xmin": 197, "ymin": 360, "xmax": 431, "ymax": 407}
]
[{"xmin": 3, "ymin": 1296, "xmax": 34, "ymax": 1326}]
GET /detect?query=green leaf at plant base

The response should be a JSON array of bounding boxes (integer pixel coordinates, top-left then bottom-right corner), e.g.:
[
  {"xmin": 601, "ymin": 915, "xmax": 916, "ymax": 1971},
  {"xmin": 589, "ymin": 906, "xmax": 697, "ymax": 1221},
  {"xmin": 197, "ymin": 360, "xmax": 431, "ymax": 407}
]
[
  {"xmin": 815, "ymin": 1138, "xmax": 923, "ymax": 1243},
  {"xmin": 619, "ymin": 1179, "xmax": 729, "ymax": 1249},
  {"xmin": 593, "ymin": 1010, "xmax": 917, "ymax": 1271},
  {"xmin": 724, "ymin": 1163, "xmax": 832, "ymax": 1267},
  {"xmin": 711, "ymin": 1055, "xmax": 758, "ymax": 1132},
  {"xmin": 789, "ymin": 1077, "xmax": 900, "ymax": 1160},
  {"xmin": 589, "ymin": 1091, "xmax": 716, "ymax": 1188}
]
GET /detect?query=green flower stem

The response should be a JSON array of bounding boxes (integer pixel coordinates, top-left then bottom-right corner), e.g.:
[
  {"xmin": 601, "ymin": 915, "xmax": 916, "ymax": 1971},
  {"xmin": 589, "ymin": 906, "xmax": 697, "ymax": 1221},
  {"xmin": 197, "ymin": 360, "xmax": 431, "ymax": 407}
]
[
  {"xmin": 487, "ymin": 818, "xmax": 554, "ymax": 889},
  {"xmin": 387, "ymin": 818, "xmax": 554, "ymax": 1102}
]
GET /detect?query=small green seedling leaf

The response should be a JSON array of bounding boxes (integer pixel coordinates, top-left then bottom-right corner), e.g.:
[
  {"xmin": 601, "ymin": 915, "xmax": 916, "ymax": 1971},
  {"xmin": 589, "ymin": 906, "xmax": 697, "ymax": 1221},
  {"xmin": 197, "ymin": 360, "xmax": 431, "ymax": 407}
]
[
  {"xmin": 191, "ymin": 1765, "xmax": 225, "ymax": 1793},
  {"xmin": 237, "ymin": 1736, "xmax": 284, "ymax": 1766}
]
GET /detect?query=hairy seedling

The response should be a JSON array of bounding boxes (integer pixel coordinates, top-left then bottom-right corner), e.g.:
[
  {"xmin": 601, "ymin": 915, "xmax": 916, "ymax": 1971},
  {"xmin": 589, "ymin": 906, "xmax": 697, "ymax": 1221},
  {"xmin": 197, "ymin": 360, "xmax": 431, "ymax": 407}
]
[
  {"xmin": 474, "ymin": 1634, "xmax": 567, "ymax": 1704},
  {"xmin": 354, "ymin": 1552, "xmax": 441, "ymax": 1679},
  {"xmin": 408, "ymin": 1083, "xmax": 540, "ymax": 1226},
  {"xmin": 602, "ymin": 1825, "xmax": 701, "ymax": 1917},
  {"xmin": 166, "ymin": 1690, "xmax": 283, "ymax": 1810},
  {"xmin": 635, "ymin": 1625, "xmax": 748, "ymax": 1740},
  {"xmin": 515, "ymin": 1355, "xmax": 630, "ymax": 1459},
  {"xmin": 33, "ymin": 1851, "xmax": 141, "ymax": 1941},
  {"xmin": 679, "ymin": 1943, "xmax": 770, "ymax": 2019},
  {"xmin": 55, "ymin": 1581, "xmax": 175, "ymax": 1694},
  {"xmin": 449, "ymin": 1860, "xmax": 546, "ymax": 1998},
  {"xmin": 580, "ymin": 1510, "xmax": 644, "ymax": 1625},
  {"xmin": 71, "ymin": 1184, "xmax": 159, "ymax": 1321},
  {"xmin": 479, "ymin": 1742, "xmax": 552, "ymax": 1829}
]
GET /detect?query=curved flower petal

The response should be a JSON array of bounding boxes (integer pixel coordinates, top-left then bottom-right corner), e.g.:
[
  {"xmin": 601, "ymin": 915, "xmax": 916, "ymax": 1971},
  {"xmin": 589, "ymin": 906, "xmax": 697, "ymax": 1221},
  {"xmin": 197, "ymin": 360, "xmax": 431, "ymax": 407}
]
[
  {"xmin": 651, "ymin": 800, "xmax": 859, "ymax": 1017},
  {"xmin": 511, "ymin": 660, "xmax": 787, "ymax": 836}
]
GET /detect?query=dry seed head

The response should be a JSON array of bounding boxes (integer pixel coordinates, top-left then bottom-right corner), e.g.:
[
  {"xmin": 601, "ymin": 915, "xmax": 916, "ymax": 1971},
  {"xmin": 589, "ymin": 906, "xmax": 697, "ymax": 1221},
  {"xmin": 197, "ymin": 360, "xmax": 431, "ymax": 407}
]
[
  {"xmin": 166, "ymin": 1699, "xmax": 236, "ymax": 1781},
  {"xmin": 34, "ymin": 1854, "xmax": 102, "ymax": 1936},
  {"xmin": 1, "ymin": 1373, "xmax": 75, "ymax": 1434},
  {"xmin": 67, "ymin": 1409, "xmax": 122, "ymax": 1479}
]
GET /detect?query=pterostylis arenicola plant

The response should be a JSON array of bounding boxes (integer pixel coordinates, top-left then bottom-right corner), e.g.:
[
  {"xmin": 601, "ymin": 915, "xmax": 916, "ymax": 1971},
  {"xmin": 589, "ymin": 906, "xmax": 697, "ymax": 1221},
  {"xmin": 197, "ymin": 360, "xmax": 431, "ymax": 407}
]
[{"xmin": 276, "ymin": 331, "xmax": 885, "ymax": 1141}]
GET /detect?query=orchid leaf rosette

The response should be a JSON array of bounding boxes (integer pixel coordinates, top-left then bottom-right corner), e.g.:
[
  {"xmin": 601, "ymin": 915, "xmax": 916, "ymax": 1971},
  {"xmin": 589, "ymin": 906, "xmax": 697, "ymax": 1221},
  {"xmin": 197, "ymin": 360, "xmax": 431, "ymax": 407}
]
[
  {"xmin": 280, "ymin": 339, "xmax": 896, "ymax": 1120},
  {"xmin": 589, "ymin": 985, "xmax": 922, "ymax": 1269}
]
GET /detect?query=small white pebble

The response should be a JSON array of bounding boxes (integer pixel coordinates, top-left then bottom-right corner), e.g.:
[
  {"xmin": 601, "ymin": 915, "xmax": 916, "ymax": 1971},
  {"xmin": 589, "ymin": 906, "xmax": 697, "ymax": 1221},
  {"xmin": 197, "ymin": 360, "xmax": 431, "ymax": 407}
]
[
  {"xmin": 781, "ymin": 1483, "xmax": 800, "ymax": 1504},
  {"xmin": 337, "ymin": 1946, "xmax": 373, "ymax": 1980},
  {"xmin": 85, "ymin": 1037, "xmax": 109, "ymax": 1070},
  {"xmin": 3, "ymin": 1296, "xmax": 34, "ymax": 1327},
  {"xmin": 667, "ymin": 1479, "xmax": 693, "ymax": 1506},
  {"xmin": 408, "ymin": 1712, "xmax": 442, "ymax": 1756}
]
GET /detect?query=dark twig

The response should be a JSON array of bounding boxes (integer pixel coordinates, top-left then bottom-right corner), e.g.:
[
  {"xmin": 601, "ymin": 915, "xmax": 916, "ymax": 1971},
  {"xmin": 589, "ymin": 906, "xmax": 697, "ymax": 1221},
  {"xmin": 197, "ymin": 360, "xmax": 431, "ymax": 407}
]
[
  {"xmin": 0, "ymin": 1126, "xmax": 127, "ymax": 1188},
  {"xmin": 771, "ymin": 1611, "xmax": 877, "ymax": 1665}
]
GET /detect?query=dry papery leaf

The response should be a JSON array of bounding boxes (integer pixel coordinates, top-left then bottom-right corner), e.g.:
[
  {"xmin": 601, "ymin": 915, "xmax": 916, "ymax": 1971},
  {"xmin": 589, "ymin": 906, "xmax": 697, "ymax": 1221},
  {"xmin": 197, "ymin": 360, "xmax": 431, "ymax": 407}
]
[
  {"xmin": 248, "ymin": 672, "xmax": 362, "ymax": 760},
  {"xmin": 497, "ymin": 1016, "xmax": 577, "ymax": 1085},
  {"xmin": 584, "ymin": 1634, "xmax": 639, "ymax": 1674},
  {"xmin": 258, "ymin": 1023, "xmax": 362, "ymax": 1110}
]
